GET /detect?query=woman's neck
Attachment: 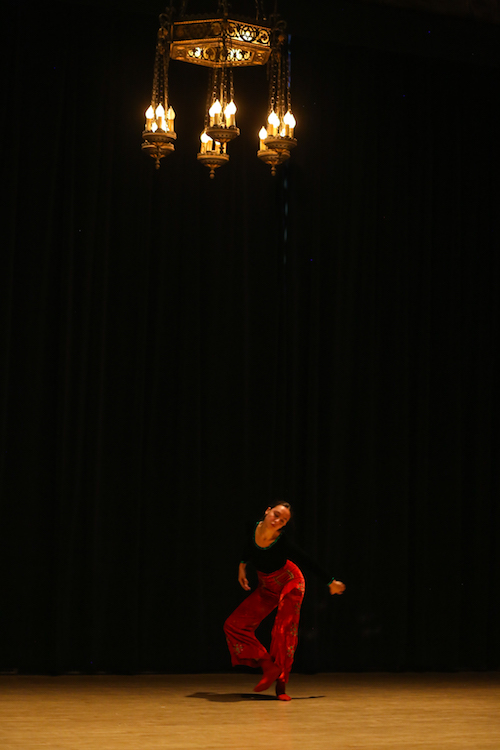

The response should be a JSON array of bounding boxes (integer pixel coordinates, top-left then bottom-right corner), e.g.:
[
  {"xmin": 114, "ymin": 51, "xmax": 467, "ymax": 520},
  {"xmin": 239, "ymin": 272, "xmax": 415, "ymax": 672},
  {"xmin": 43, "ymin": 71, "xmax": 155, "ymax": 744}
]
[{"xmin": 256, "ymin": 520, "xmax": 280, "ymax": 543}]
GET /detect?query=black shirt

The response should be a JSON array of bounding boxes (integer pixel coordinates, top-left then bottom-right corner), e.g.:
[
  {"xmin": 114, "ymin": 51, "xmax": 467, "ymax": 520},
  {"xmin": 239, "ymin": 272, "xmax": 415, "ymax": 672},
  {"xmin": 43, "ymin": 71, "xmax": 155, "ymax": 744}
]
[{"xmin": 241, "ymin": 524, "xmax": 333, "ymax": 585}]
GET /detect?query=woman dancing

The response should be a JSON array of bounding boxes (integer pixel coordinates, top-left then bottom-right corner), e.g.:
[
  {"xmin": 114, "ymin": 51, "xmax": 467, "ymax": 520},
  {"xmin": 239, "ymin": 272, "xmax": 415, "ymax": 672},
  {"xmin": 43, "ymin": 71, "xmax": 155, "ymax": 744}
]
[{"xmin": 224, "ymin": 502, "xmax": 345, "ymax": 701}]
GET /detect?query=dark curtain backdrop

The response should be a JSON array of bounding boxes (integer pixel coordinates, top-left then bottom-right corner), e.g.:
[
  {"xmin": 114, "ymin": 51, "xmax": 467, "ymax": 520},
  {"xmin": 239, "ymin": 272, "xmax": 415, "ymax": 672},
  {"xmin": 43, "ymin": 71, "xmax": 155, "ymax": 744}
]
[{"xmin": 1, "ymin": 0, "xmax": 499, "ymax": 674}]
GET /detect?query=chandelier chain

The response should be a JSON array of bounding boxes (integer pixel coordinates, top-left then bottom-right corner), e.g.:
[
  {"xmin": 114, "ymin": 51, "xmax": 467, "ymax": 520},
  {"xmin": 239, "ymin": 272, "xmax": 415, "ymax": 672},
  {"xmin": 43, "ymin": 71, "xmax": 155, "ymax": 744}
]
[
  {"xmin": 286, "ymin": 42, "xmax": 292, "ymax": 113},
  {"xmin": 151, "ymin": 34, "xmax": 163, "ymax": 106},
  {"xmin": 162, "ymin": 36, "xmax": 171, "ymax": 108}
]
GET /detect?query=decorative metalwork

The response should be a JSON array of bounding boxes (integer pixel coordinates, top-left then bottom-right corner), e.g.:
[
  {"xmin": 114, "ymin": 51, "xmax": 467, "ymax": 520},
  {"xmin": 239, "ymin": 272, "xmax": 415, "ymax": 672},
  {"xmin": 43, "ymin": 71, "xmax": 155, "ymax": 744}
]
[
  {"xmin": 257, "ymin": 145, "xmax": 290, "ymax": 176},
  {"xmin": 141, "ymin": 2, "xmax": 297, "ymax": 177},
  {"xmin": 169, "ymin": 19, "xmax": 271, "ymax": 67},
  {"xmin": 197, "ymin": 148, "xmax": 230, "ymax": 179}
]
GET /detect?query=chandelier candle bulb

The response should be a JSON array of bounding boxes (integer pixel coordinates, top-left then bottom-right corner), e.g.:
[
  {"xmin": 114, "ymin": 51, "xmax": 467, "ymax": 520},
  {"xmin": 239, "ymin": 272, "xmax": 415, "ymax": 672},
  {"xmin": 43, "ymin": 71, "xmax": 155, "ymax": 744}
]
[
  {"xmin": 284, "ymin": 111, "xmax": 296, "ymax": 137},
  {"xmin": 200, "ymin": 131, "xmax": 211, "ymax": 154},
  {"xmin": 224, "ymin": 101, "xmax": 237, "ymax": 127},
  {"xmin": 209, "ymin": 100, "xmax": 222, "ymax": 126},
  {"xmin": 214, "ymin": 100, "xmax": 222, "ymax": 125},
  {"xmin": 167, "ymin": 106, "xmax": 176, "ymax": 132},
  {"xmin": 155, "ymin": 103, "xmax": 165, "ymax": 130},
  {"xmin": 259, "ymin": 127, "xmax": 268, "ymax": 150},
  {"xmin": 145, "ymin": 105, "xmax": 154, "ymax": 130},
  {"xmin": 151, "ymin": 122, "xmax": 158, "ymax": 132},
  {"xmin": 268, "ymin": 111, "xmax": 279, "ymax": 136}
]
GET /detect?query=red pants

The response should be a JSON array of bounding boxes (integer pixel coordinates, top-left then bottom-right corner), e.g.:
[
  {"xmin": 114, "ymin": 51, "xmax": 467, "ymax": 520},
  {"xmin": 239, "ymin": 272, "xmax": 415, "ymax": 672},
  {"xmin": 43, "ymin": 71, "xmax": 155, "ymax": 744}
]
[{"xmin": 224, "ymin": 560, "xmax": 305, "ymax": 683}]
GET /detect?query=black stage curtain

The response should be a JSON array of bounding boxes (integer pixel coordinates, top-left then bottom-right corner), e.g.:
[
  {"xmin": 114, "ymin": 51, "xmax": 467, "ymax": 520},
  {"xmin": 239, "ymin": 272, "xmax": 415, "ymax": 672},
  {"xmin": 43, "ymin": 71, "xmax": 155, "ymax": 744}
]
[{"xmin": 1, "ymin": 1, "xmax": 499, "ymax": 674}]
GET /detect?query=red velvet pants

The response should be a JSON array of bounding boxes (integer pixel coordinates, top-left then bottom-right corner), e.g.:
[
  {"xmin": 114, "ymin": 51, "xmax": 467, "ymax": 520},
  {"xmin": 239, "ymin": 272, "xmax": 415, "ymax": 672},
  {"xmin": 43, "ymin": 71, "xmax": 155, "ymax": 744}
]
[{"xmin": 223, "ymin": 560, "xmax": 305, "ymax": 683}]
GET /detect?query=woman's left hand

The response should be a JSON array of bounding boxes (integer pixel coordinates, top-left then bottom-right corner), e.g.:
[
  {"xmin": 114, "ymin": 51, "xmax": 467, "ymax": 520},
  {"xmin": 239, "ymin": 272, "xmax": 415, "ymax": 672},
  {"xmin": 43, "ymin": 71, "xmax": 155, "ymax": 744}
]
[{"xmin": 329, "ymin": 580, "xmax": 346, "ymax": 595}]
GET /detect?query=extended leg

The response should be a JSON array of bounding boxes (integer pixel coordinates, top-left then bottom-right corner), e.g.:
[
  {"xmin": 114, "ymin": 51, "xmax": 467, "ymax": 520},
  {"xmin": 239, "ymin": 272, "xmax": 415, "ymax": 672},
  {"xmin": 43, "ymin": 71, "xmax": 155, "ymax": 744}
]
[{"xmin": 223, "ymin": 587, "xmax": 278, "ymax": 668}]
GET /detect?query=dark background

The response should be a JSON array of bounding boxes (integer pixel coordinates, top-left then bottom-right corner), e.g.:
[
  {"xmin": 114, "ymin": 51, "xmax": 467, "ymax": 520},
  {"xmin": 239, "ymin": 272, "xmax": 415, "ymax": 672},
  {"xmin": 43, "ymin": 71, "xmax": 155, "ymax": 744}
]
[{"xmin": 1, "ymin": 0, "xmax": 499, "ymax": 675}]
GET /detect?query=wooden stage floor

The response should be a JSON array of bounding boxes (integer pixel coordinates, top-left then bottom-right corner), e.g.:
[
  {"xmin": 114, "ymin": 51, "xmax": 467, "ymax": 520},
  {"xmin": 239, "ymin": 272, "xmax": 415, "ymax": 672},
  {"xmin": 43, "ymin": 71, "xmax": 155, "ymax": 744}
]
[{"xmin": 1, "ymin": 672, "xmax": 499, "ymax": 750}]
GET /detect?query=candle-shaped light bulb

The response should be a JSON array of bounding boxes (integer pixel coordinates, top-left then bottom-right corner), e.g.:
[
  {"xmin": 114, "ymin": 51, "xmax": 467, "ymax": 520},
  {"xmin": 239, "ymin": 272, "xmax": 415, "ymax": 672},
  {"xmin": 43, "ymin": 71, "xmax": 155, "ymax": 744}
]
[
  {"xmin": 155, "ymin": 103, "xmax": 165, "ymax": 130},
  {"xmin": 200, "ymin": 131, "xmax": 211, "ymax": 154},
  {"xmin": 224, "ymin": 100, "xmax": 237, "ymax": 127},
  {"xmin": 167, "ymin": 106, "xmax": 176, "ymax": 132},
  {"xmin": 151, "ymin": 122, "xmax": 158, "ymax": 132},
  {"xmin": 268, "ymin": 111, "xmax": 280, "ymax": 136},
  {"xmin": 145, "ymin": 105, "xmax": 154, "ymax": 130},
  {"xmin": 209, "ymin": 99, "xmax": 222, "ymax": 126},
  {"xmin": 259, "ymin": 126, "xmax": 268, "ymax": 150},
  {"xmin": 284, "ymin": 110, "xmax": 296, "ymax": 137}
]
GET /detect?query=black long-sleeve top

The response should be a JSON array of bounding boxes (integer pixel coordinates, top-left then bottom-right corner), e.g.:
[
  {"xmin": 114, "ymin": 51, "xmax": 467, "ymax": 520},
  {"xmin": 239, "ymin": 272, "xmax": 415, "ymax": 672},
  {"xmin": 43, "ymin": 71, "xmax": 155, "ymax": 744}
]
[{"xmin": 241, "ymin": 524, "xmax": 334, "ymax": 586}]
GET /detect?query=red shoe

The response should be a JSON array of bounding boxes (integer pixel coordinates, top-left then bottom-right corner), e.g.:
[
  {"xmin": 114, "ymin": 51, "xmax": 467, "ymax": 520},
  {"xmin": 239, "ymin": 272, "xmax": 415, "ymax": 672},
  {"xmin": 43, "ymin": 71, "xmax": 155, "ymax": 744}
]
[
  {"xmin": 254, "ymin": 660, "xmax": 282, "ymax": 692},
  {"xmin": 276, "ymin": 678, "xmax": 291, "ymax": 701}
]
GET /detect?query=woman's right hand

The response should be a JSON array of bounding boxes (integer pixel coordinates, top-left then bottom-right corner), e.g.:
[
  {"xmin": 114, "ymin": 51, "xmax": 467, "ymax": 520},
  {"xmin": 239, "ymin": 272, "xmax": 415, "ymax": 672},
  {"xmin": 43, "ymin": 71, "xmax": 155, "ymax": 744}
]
[{"xmin": 238, "ymin": 563, "xmax": 251, "ymax": 591}]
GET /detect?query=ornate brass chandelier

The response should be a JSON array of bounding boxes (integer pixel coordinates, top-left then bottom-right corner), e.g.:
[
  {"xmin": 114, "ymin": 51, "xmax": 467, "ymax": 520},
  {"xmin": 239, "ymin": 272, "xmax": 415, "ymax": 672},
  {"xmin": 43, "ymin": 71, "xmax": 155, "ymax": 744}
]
[{"xmin": 141, "ymin": 1, "xmax": 297, "ymax": 178}]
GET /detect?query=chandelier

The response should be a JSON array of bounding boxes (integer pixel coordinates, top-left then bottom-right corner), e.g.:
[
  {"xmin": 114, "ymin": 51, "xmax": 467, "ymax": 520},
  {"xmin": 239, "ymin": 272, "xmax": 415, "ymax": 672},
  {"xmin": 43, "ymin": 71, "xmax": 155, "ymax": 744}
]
[{"xmin": 141, "ymin": 1, "xmax": 297, "ymax": 178}]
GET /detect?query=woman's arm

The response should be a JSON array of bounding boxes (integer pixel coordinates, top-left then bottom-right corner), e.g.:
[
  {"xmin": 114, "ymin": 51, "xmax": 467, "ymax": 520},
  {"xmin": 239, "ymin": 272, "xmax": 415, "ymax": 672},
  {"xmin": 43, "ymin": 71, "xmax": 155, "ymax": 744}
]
[
  {"xmin": 283, "ymin": 535, "xmax": 343, "ymax": 589},
  {"xmin": 238, "ymin": 562, "xmax": 251, "ymax": 591}
]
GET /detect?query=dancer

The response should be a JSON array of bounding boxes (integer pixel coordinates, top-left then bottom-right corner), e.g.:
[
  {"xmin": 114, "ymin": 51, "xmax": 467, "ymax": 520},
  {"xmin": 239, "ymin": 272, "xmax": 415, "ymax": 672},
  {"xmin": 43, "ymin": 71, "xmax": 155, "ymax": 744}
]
[{"xmin": 224, "ymin": 502, "xmax": 345, "ymax": 701}]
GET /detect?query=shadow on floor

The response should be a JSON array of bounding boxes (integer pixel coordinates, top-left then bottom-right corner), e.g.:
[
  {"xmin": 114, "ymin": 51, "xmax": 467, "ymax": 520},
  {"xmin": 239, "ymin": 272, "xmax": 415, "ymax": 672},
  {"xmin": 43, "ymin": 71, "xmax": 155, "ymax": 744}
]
[{"xmin": 187, "ymin": 692, "xmax": 326, "ymax": 702}]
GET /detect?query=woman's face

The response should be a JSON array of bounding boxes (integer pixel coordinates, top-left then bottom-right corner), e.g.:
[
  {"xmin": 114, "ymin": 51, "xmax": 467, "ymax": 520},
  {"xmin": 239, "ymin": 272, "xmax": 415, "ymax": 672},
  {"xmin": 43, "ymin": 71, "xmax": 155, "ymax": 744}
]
[{"xmin": 263, "ymin": 505, "xmax": 291, "ymax": 531}]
